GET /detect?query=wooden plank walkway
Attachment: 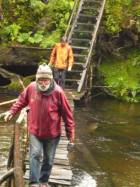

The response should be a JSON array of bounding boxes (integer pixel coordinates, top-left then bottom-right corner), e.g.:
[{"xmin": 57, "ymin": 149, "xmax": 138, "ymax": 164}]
[{"xmin": 24, "ymin": 89, "xmax": 76, "ymax": 186}]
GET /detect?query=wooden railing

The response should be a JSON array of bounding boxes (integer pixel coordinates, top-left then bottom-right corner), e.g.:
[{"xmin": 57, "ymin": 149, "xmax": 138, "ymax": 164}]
[
  {"xmin": 0, "ymin": 108, "xmax": 27, "ymax": 187},
  {"xmin": 65, "ymin": 0, "xmax": 81, "ymax": 39},
  {"xmin": 67, "ymin": 0, "xmax": 84, "ymax": 42}
]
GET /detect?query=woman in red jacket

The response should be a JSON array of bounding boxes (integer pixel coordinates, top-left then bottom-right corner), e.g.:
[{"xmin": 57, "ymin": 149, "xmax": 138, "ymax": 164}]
[{"xmin": 4, "ymin": 63, "xmax": 75, "ymax": 187}]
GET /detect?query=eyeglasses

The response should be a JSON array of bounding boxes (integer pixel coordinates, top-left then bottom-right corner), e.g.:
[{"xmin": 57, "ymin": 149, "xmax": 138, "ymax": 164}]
[{"xmin": 37, "ymin": 79, "xmax": 51, "ymax": 85}]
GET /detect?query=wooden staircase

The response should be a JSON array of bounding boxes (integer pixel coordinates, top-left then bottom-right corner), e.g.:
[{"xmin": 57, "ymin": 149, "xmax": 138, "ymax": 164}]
[{"xmin": 65, "ymin": 0, "xmax": 106, "ymax": 92}]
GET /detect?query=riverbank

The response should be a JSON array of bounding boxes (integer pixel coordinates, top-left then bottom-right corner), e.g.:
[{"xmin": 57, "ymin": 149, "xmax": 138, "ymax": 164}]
[{"xmin": 97, "ymin": 48, "xmax": 140, "ymax": 102}]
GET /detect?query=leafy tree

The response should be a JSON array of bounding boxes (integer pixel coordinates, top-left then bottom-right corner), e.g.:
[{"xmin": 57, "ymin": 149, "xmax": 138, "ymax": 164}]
[
  {"xmin": 104, "ymin": 0, "xmax": 140, "ymax": 34},
  {"xmin": 0, "ymin": 0, "xmax": 74, "ymax": 47}
]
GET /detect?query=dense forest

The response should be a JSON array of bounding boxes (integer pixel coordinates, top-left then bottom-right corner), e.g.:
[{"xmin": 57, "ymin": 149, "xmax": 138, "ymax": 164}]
[{"xmin": 1, "ymin": 0, "xmax": 140, "ymax": 102}]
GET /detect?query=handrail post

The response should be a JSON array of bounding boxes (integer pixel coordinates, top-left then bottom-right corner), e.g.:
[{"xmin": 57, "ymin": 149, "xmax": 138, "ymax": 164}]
[
  {"xmin": 13, "ymin": 109, "xmax": 26, "ymax": 187},
  {"xmin": 64, "ymin": 0, "xmax": 79, "ymax": 39}
]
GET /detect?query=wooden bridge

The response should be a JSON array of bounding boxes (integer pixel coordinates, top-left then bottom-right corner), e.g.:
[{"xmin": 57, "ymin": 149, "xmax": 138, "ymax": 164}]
[{"xmin": 0, "ymin": 0, "xmax": 106, "ymax": 186}]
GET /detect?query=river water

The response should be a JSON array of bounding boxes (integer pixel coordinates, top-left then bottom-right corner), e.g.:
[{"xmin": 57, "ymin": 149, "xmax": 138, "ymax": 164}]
[{"xmin": 1, "ymin": 96, "xmax": 140, "ymax": 187}]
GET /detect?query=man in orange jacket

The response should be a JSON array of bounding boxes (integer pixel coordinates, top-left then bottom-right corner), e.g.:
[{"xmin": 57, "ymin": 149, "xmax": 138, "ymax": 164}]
[{"xmin": 49, "ymin": 36, "xmax": 74, "ymax": 88}]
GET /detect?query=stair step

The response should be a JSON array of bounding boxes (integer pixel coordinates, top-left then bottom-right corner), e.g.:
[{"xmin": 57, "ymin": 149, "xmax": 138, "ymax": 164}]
[
  {"xmin": 81, "ymin": 7, "xmax": 100, "ymax": 11},
  {"xmin": 83, "ymin": 4, "xmax": 101, "ymax": 9},
  {"xmin": 74, "ymin": 54, "xmax": 87, "ymax": 57},
  {"xmin": 80, "ymin": 9, "xmax": 100, "ymax": 16},
  {"xmin": 77, "ymin": 15, "xmax": 97, "ymax": 24},
  {"xmin": 76, "ymin": 22, "xmax": 95, "ymax": 26},
  {"xmin": 79, "ymin": 14, "xmax": 95, "ymax": 18},
  {"xmin": 72, "ymin": 32, "xmax": 93, "ymax": 39},
  {"xmin": 69, "ymin": 70, "xmax": 82, "ymax": 73},
  {"xmin": 85, "ymin": 0, "xmax": 102, "ymax": 2},
  {"xmin": 71, "ymin": 38, "xmax": 91, "ymax": 42},
  {"xmin": 65, "ymin": 79, "xmax": 80, "ymax": 82},
  {"xmin": 74, "ymin": 62, "xmax": 86, "ymax": 68},
  {"xmin": 73, "ymin": 30, "xmax": 93, "ymax": 33},
  {"xmin": 84, "ymin": 0, "xmax": 102, "ymax": 5},
  {"xmin": 70, "ymin": 38, "xmax": 91, "ymax": 47},
  {"xmin": 72, "ymin": 46, "xmax": 89, "ymax": 50},
  {"xmin": 74, "ymin": 62, "xmax": 85, "ymax": 65}
]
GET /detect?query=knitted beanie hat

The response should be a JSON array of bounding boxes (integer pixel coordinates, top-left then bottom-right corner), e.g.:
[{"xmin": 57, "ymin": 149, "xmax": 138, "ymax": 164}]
[{"xmin": 36, "ymin": 63, "xmax": 53, "ymax": 80}]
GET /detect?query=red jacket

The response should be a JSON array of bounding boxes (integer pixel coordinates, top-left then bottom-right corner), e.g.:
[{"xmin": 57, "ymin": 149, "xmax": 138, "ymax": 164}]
[{"xmin": 10, "ymin": 82, "xmax": 75, "ymax": 139}]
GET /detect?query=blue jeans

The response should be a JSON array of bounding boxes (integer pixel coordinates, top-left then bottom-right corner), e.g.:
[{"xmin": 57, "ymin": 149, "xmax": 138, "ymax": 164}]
[{"xmin": 29, "ymin": 134, "xmax": 60, "ymax": 184}]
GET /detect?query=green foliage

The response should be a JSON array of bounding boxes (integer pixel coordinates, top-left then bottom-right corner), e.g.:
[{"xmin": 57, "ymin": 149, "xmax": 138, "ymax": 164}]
[
  {"xmin": 3, "ymin": 23, "xmax": 21, "ymax": 41},
  {"xmin": 30, "ymin": 0, "xmax": 47, "ymax": 13},
  {"xmin": 38, "ymin": 59, "xmax": 48, "ymax": 65},
  {"xmin": 0, "ymin": 0, "xmax": 74, "ymax": 47},
  {"xmin": 17, "ymin": 32, "xmax": 32, "ymax": 44},
  {"xmin": 132, "ymin": 56, "xmax": 140, "ymax": 66},
  {"xmin": 104, "ymin": 0, "xmax": 140, "ymax": 34},
  {"xmin": 17, "ymin": 31, "xmax": 44, "ymax": 44},
  {"xmin": 40, "ymin": 30, "xmax": 61, "ymax": 48},
  {"xmin": 8, "ymin": 80, "xmax": 23, "ymax": 93},
  {"xmin": 23, "ymin": 75, "xmax": 35, "ymax": 87},
  {"xmin": 99, "ymin": 48, "xmax": 140, "ymax": 102}
]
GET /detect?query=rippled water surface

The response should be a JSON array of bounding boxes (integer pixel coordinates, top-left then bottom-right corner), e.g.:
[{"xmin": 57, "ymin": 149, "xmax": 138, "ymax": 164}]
[
  {"xmin": 72, "ymin": 97, "xmax": 140, "ymax": 187},
  {"xmin": 1, "ymin": 96, "xmax": 140, "ymax": 187},
  {"xmin": 0, "ymin": 96, "xmax": 14, "ymax": 178}
]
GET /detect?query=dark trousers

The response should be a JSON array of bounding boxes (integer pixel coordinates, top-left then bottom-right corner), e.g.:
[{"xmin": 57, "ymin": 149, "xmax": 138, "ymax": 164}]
[{"xmin": 53, "ymin": 68, "xmax": 66, "ymax": 88}]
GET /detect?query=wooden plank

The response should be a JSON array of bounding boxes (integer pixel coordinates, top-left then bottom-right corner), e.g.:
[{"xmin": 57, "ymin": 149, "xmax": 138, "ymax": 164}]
[
  {"xmin": 54, "ymin": 159, "xmax": 69, "ymax": 166},
  {"xmin": 57, "ymin": 144, "xmax": 68, "ymax": 149},
  {"xmin": 54, "ymin": 154, "xmax": 68, "ymax": 160},
  {"xmin": 49, "ymin": 178, "xmax": 71, "ymax": 185},
  {"xmin": 24, "ymin": 170, "xmax": 72, "ymax": 185},
  {"xmin": 50, "ymin": 168, "xmax": 72, "ymax": 180},
  {"xmin": 52, "ymin": 164, "xmax": 71, "ymax": 171},
  {"xmin": 55, "ymin": 149, "xmax": 68, "ymax": 154}
]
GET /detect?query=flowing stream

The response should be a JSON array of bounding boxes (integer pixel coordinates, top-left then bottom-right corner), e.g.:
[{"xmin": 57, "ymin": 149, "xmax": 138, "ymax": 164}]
[
  {"xmin": 71, "ymin": 97, "xmax": 140, "ymax": 187},
  {"xmin": 1, "ymin": 96, "xmax": 140, "ymax": 187}
]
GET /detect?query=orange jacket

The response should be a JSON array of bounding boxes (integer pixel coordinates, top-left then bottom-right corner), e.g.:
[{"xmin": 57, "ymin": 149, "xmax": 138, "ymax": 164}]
[{"xmin": 49, "ymin": 43, "xmax": 74, "ymax": 70}]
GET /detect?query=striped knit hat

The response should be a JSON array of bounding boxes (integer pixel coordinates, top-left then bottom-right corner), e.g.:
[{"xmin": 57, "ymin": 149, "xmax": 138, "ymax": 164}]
[{"xmin": 36, "ymin": 63, "xmax": 53, "ymax": 80}]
